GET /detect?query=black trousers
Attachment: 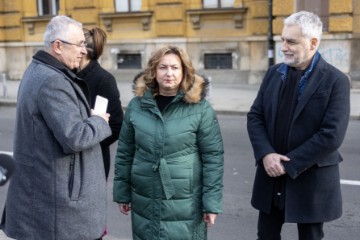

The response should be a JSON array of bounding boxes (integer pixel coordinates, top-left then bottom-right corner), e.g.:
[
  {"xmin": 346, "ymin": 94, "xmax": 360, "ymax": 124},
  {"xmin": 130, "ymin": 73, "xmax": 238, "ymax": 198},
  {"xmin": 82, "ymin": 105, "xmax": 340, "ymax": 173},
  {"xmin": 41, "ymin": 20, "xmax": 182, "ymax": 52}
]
[{"xmin": 257, "ymin": 207, "xmax": 324, "ymax": 240}]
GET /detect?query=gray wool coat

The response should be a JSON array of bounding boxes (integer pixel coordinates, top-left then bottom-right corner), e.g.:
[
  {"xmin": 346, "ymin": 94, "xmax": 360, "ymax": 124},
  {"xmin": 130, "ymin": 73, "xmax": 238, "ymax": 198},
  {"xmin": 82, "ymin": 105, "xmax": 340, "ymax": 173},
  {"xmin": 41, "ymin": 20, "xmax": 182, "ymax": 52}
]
[{"xmin": 0, "ymin": 51, "xmax": 112, "ymax": 240}]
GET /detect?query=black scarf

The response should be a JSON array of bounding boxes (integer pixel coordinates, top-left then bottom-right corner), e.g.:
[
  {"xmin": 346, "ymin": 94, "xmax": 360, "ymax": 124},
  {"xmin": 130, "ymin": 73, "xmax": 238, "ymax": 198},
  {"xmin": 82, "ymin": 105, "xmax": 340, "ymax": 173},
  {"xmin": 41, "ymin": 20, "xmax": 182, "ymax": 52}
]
[{"xmin": 272, "ymin": 66, "xmax": 304, "ymax": 210}]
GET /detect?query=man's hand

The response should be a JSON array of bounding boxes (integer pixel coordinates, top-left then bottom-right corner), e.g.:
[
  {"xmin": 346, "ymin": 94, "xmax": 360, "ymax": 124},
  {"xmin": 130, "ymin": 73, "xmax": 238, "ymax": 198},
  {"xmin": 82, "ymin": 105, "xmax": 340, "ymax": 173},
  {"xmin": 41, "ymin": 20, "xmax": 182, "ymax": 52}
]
[
  {"xmin": 262, "ymin": 153, "xmax": 290, "ymax": 177},
  {"xmin": 91, "ymin": 109, "xmax": 110, "ymax": 123}
]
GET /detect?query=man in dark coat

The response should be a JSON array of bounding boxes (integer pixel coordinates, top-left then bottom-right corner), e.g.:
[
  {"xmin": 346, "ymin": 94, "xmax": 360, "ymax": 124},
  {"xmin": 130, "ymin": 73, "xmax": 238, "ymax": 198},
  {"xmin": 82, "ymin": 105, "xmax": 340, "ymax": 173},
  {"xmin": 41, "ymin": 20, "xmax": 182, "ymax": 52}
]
[
  {"xmin": 0, "ymin": 16, "xmax": 111, "ymax": 240},
  {"xmin": 247, "ymin": 11, "xmax": 350, "ymax": 240}
]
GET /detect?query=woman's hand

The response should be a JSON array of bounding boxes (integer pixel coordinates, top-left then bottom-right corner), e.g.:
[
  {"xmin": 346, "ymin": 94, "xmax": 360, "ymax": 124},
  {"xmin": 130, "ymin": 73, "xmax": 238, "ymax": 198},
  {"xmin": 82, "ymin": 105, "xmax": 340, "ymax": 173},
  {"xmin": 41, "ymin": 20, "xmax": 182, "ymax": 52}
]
[
  {"xmin": 203, "ymin": 213, "xmax": 217, "ymax": 227},
  {"xmin": 118, "ymin": 203, "xmax": 131, "ymax": 215}
]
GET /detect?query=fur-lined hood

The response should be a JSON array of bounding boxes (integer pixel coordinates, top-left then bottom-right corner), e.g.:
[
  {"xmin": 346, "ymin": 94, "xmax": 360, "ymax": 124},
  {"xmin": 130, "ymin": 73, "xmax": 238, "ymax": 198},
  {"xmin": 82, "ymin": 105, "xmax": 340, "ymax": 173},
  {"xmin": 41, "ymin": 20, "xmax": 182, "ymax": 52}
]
[{"xmin": 132, "ymin": 73, "xmax": 210, "ymax": 104}]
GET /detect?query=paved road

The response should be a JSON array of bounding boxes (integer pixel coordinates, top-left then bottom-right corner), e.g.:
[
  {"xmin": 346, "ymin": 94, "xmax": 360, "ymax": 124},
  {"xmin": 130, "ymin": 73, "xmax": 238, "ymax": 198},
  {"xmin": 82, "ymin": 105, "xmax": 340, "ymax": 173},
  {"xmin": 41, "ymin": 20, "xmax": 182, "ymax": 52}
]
[{"xmin": 0, "ymin": 108, "xmax": 359, "ymax": 239}]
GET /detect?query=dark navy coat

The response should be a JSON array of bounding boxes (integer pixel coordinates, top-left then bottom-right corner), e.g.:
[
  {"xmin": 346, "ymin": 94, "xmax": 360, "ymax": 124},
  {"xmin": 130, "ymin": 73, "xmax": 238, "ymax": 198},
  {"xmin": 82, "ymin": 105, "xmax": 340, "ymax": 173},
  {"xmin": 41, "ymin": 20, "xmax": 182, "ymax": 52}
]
[{"xmin": 247, "ymin": 55, "xmax": 350, "ymax": 223}]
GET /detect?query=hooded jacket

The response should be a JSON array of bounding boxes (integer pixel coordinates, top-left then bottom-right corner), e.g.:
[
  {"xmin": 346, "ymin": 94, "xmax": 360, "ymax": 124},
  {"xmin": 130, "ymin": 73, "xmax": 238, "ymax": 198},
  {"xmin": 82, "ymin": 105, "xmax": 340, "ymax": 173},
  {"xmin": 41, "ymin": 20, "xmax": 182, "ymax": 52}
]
[
  {"xmin": 1, "ymin": 50, "xmax": 112, "ymax": 240},
  {"xmin": 113, "ymin": 74, "xmax": 224, "ymax": 240}
]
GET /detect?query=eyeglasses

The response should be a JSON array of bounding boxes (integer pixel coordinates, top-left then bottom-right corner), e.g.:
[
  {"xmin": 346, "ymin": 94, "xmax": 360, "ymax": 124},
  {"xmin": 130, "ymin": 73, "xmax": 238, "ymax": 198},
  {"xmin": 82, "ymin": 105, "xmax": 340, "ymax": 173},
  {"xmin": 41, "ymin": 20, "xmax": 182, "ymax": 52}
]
[{"xmin": 51, "ymin": 39, "xmax": 87, "ymax": 48}]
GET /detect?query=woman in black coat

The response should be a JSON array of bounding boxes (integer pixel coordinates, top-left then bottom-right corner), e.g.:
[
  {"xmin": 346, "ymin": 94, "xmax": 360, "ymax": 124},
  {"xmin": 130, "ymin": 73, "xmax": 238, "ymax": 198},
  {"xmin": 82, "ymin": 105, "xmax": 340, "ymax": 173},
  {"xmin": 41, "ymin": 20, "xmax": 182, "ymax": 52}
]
[{"xmin": 78, "ymin": 27, "xmax": 124, "ymax": 180}]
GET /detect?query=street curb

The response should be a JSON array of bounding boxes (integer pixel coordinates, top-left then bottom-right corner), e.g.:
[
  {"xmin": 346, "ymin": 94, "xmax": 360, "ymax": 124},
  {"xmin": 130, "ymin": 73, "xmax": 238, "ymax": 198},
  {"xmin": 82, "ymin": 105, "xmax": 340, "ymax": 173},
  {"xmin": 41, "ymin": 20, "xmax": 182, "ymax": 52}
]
[
  {"xmin": 0, "ymin": 99, "xmax": 16, "ymax": 107},
  {"xmin": 1, "ymin": 100, "xmax": 359, "ymax": 120}
]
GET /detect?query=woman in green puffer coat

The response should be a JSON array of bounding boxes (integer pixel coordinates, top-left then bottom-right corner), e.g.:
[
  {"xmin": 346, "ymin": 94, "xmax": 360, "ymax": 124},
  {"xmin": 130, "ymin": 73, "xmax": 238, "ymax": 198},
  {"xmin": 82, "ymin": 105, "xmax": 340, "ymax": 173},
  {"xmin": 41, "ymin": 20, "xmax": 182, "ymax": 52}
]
[{"xmin": 113, "ymin": 45, "xmax": 224, "ymax": 240}]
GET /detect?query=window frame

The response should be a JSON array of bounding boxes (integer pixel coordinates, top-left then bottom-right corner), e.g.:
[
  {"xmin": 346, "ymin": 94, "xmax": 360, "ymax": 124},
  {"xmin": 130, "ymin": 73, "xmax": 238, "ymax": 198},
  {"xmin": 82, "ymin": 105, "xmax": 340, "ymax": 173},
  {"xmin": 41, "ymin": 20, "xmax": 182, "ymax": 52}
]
[
  {"xmin": 204, "ymin": 53, "xmax": 233, "ymax": 69},
  {"xmin": 117, "ymin": 53, "xmax": 142, "ymax": 69},
  {"xmin": 115, "ymin": 0, "xmax": 142, "ymax": 12},
  {"xmin": 202, "ymin": 0, "xmax": 234, "ymax": 8},
  {"xmin": 37, "ymin": 0, "xmax": 58, "ymax": 16}
]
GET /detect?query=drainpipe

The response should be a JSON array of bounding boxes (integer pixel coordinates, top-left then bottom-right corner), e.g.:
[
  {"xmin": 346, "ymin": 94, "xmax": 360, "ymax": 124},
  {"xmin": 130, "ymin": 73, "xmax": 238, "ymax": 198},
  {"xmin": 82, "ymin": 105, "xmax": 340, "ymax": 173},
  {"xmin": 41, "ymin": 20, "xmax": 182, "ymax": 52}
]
[{"xmin": 268, "ymin": 0, "xmax": 275, "ymax": 67}]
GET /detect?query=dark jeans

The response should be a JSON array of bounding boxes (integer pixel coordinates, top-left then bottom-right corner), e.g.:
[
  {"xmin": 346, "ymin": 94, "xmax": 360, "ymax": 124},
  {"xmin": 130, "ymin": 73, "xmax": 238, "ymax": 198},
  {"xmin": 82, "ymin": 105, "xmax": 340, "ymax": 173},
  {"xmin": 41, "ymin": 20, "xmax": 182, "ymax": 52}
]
[{"xmin": 257, "ymin": 207, "xmax": 324, "ymax": 240}]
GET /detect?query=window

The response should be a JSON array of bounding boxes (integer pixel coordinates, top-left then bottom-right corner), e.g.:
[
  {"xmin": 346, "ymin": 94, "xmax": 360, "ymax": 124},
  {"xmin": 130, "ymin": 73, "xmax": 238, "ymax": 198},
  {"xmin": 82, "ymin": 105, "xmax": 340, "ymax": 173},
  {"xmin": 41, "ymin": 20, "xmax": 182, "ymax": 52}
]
[
  {"xmin": 203, "ymin": 0, "xmax": 234, "ymax": 8},
  {"xmin": 38, "ymin": 0, "xmax": 59, "ymax": 16},
  {"xmin": 204, "ymin": 53, "xmax": 232, "ymax": 69},
  {"xmin": 117, "ymin": 54, "xmax": 142, "ymax": 69},
  {"xmin": 115, "ymin": 0, "xmax": 142, "ymax": 12},
  {"xmin": 296, "ymin": 0, "xmax": 329, "ymax": 31}
]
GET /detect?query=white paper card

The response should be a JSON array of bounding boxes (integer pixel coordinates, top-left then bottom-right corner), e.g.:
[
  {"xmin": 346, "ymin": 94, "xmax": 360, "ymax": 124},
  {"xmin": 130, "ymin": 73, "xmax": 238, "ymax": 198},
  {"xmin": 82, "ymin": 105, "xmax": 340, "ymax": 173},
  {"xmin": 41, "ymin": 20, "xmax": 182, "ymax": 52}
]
[{"xmin": 93, "ymin": 95, "xmax": 108, "ymax": 114}]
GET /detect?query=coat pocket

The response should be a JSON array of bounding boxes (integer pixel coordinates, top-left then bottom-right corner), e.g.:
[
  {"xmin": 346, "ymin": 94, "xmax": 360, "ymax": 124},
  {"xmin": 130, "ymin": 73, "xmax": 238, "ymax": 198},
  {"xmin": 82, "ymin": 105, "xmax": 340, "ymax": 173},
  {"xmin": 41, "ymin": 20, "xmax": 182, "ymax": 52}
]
[
  {"xmin": 68, "ymin": 153, "xmax": 82, "ymax": 200},
  {"xmin": 310, "ymin": 90, "xmax": 329, "ymax": 100}
]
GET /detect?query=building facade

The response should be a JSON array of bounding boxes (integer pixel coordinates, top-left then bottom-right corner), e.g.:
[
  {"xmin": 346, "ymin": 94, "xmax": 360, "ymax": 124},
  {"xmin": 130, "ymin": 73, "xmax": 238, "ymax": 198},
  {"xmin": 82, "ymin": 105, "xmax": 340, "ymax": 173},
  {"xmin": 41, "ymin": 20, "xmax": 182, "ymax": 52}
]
[{"xmin": 0, "ymin": 0, "xmax": 359, "ymax": 87}]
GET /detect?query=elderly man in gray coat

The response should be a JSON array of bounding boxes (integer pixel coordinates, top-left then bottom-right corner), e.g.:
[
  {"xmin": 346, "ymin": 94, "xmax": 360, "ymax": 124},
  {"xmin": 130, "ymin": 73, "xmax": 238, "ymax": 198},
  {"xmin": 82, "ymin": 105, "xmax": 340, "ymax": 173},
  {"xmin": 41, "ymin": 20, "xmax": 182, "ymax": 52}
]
[{"xmin": 0, "ymin": 16, "xmax": 111, "ymax": 240}]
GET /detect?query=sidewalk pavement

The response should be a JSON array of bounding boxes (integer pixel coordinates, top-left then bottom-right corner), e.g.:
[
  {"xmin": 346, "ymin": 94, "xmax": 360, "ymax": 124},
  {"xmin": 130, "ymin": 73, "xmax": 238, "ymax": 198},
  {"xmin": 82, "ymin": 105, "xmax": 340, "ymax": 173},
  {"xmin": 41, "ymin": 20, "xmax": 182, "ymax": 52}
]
[{"xmin": 1, "ymin": 79, "xmax": 360, "ymax": 119}]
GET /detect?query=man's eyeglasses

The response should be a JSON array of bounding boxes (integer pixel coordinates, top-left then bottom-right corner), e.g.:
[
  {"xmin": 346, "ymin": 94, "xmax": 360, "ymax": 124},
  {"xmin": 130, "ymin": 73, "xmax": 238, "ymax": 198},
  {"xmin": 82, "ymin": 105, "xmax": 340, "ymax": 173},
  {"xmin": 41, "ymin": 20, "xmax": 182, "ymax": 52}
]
[{"xmin": 51, "ymin": 39, "xmax": 87, "ymax": 48}]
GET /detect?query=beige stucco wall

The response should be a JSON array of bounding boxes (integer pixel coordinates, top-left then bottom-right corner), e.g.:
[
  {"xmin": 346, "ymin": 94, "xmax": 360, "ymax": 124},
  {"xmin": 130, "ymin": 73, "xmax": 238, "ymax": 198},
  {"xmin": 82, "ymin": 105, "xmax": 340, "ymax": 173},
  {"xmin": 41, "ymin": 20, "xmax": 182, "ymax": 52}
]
[{"xmin": 0, "ymin": 0, "xmax": 359, "ymax": 87}]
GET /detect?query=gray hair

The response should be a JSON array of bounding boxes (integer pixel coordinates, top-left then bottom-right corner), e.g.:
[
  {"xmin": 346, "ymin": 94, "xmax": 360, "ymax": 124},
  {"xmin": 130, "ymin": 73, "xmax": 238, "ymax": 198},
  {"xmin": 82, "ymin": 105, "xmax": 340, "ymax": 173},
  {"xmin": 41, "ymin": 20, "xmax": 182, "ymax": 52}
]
[
  {"xmin": 284, "ymin": 11, "xmax": 323, "ymax": 45},
  {"xmin": 43, "ymin": 15, "xmax": 82, "ymax": 49}
]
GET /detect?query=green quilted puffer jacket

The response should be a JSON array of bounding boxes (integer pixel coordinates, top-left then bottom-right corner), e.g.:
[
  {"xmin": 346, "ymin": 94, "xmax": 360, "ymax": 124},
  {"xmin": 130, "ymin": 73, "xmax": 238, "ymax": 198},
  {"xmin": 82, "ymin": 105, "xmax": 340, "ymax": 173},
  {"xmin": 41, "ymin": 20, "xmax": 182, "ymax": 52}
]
[{"xmin": 113, "ymin": 74, "xmax": 224, "ymax": 240}]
